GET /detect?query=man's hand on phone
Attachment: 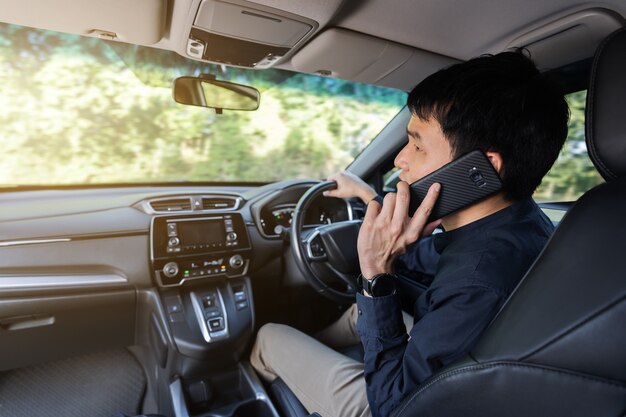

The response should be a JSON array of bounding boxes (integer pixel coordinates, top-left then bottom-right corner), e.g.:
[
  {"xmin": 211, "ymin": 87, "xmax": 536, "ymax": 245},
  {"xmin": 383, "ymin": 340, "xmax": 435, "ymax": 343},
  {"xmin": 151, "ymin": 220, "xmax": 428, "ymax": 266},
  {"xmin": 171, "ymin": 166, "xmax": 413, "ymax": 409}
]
[{"xmin": 357, "ymin": 181, "xmax": 442, "ymax": 279}]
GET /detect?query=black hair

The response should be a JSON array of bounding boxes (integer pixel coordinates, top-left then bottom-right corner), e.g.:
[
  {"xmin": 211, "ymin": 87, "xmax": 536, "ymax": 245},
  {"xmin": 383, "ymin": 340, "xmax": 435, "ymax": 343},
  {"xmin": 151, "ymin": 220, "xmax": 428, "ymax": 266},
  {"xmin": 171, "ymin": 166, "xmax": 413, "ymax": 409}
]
[{"xmin": 407, "ymin": 51, "xmax": 569, "ymax": 201}]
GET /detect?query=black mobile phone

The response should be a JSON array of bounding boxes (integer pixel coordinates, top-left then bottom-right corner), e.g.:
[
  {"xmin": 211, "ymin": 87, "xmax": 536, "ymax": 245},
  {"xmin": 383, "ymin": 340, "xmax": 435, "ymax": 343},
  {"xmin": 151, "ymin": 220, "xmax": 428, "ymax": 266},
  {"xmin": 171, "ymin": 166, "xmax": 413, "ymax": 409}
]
[{"xmin": 407, "ymin": 150, "xmax": 503, "ymax": 220}]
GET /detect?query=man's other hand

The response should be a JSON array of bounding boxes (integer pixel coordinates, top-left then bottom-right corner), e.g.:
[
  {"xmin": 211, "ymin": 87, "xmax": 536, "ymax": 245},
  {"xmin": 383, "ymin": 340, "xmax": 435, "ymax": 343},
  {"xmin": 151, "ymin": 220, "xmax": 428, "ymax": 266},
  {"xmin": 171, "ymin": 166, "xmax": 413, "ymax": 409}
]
[
  {"xmin": 323, "ymin": 171, "xmax": 377, "ymax": 204},
  {"xmin": 357, "ymin": 181, "xmax": 441, "ymax": 279}
]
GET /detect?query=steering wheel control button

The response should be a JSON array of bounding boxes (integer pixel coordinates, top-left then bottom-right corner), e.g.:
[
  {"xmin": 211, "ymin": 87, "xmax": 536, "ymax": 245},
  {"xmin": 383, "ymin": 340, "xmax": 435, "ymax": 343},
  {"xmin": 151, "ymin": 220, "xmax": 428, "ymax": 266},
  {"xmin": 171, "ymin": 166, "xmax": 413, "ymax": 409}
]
[
  {"xmin": 234, "ymin": 291, "xmax": 247, "ymax": 302},
  {"xmin": 229, "ymin": 255, "xmax": 244, "ymax": 269},
  {"xmin": 310, "ymin": 239, "xmax": 325, "ymax": 257},
  {"xmin": 163, "ymin": 262, "xmax": 179, "ymax": 278},
  {"xmin": 305, "ymin": 232, "xmax": 326, "ymax": 260},
  {"xmin": 236, "ymin": 301, "xmax": 248, "ymax": 310}
]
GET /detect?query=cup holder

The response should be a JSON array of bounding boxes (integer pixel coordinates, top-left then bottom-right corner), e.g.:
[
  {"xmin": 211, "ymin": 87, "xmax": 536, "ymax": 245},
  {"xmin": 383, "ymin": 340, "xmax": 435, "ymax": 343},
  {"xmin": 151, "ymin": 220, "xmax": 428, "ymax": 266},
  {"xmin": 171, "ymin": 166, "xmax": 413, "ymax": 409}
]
[
  {"xmin": 231, "ymin": 399, "xmax": 275, "ymax": 417},
  {"xmin": 177, "ymin": 363, "xmax": 280, "ymax": 417}
]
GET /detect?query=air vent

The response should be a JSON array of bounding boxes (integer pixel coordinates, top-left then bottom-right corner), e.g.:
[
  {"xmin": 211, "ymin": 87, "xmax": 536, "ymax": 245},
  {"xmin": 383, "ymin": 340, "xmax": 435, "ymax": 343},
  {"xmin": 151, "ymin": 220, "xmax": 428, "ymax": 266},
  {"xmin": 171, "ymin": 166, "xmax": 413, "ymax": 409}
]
[
  {"xmin": 150, "ymin": 198, "xmax": 192, "ymax": 212},
  {"xmin": 202, "ymin": 197, "xmax": 237, "ymax": 210}
]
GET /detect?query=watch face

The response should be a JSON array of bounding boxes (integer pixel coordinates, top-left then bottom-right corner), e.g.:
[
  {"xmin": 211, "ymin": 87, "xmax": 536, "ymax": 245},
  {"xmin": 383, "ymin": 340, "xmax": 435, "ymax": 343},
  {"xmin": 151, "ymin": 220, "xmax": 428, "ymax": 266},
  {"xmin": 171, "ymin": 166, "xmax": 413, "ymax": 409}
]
[{"xmin": 371, "ymin": 274, "xmax": 396, "ymax": 297}]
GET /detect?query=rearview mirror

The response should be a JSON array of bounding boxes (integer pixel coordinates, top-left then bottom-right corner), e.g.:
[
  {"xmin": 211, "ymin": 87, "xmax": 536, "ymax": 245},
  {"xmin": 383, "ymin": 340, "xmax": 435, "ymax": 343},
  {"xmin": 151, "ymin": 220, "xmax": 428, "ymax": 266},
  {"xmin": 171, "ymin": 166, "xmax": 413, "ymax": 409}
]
[{"xmin": 173, "ymin": 75, "xmax": 260, "ymax": 113}]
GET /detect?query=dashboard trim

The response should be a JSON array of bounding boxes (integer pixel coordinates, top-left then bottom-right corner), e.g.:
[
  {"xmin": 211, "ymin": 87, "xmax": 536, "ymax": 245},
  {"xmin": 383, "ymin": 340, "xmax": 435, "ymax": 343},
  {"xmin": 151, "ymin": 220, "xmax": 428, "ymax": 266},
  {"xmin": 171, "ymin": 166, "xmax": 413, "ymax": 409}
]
[
  {"xmin": 0, "ymin": 238, "xmax": 72, "ymax": 247},
  {"xmin": 0, "ymin": 274, "xmax": 128, "ymax": 289}
]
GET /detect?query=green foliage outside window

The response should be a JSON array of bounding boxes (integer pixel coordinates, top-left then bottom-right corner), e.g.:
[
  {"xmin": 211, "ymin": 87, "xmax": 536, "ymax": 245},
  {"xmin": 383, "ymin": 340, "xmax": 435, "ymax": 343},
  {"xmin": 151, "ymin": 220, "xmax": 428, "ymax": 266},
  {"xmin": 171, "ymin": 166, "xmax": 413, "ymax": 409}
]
[
  {"xmin": 533, "ymin": 91, "xmax": 603, "ymax": 202},
  {"xmin": 0, "ymin": 24, "xmax": 405, "ymax": 186}
]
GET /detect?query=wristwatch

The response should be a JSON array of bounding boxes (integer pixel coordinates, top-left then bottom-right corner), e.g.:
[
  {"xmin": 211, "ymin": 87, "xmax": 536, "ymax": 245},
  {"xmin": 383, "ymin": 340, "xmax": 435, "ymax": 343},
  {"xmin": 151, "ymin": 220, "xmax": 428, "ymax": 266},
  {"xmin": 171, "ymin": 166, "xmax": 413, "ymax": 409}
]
[{"xmin": 357, "ymin": 273, "xmax": 397, "ymax": 297}]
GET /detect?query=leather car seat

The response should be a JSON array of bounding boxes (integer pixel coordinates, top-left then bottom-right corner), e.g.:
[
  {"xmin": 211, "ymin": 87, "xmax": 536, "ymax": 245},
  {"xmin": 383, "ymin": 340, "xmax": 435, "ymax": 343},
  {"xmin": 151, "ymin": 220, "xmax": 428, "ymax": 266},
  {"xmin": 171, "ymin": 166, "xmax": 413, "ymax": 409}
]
[{"xmin": 271, "ymin": 27, "xmax": 626, "ymax": 417}]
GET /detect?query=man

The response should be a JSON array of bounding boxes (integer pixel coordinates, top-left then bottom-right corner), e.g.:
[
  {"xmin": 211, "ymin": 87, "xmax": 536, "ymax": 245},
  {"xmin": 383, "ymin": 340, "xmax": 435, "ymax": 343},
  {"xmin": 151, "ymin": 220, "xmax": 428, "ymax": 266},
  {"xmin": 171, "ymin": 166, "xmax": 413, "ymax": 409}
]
[{"xmin": 250, "ymin": 51, "xmax": 568, "ymax": 417}]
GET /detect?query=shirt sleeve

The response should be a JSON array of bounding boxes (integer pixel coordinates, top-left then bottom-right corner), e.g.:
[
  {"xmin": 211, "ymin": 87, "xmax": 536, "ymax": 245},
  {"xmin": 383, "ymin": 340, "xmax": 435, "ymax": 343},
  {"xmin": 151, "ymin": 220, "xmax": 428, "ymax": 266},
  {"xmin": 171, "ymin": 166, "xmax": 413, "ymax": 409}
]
[{"xmin": 356, "ymin": 284, "xmax": 505, "ymax": 417}]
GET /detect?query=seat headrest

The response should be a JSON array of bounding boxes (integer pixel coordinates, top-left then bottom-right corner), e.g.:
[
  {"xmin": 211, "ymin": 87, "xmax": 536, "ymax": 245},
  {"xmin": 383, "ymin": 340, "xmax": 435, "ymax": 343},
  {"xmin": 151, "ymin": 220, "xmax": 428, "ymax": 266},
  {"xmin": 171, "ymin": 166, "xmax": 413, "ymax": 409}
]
[{"xmin": 586, "ymin": 27, "xmax": 626, "ymax": 181}]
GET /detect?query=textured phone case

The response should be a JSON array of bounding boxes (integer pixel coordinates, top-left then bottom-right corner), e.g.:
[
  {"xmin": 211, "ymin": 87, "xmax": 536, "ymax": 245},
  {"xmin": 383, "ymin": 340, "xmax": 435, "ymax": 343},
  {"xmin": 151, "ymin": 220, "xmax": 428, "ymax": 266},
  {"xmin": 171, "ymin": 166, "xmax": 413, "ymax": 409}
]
[{"xmin": 408, "ymin": 150, "xmax": 502, "ymax": 219}]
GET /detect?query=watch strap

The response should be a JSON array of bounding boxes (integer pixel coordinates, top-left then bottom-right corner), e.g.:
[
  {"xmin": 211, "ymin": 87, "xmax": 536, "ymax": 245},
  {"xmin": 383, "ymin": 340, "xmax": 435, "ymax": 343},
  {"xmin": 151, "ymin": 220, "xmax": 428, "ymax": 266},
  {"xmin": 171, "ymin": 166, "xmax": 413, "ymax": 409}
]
[{"xmin": 358, "ymin": 273, "xmax": 397, "ymax": 297}]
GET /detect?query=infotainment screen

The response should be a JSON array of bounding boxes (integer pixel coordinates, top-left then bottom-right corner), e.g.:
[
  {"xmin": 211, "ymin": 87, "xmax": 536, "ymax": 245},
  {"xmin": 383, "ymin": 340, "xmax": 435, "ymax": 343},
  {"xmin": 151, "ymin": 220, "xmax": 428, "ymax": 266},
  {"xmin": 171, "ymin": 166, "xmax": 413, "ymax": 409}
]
[
  {"xmin": 179, "ymin": 220, "xmax": 225, "ymax": 245},
  {"xmin": 151, "ymin": 213, "xmax": 249, "ymax": 260}
]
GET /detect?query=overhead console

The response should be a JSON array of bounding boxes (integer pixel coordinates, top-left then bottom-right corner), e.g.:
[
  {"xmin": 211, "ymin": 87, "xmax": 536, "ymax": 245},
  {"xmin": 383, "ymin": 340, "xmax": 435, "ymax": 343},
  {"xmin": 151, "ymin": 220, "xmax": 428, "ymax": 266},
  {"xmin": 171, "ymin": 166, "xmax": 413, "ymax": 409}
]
[{"xmin": 186, "ymin": 0, "xmax": 318, "ymax": 68}]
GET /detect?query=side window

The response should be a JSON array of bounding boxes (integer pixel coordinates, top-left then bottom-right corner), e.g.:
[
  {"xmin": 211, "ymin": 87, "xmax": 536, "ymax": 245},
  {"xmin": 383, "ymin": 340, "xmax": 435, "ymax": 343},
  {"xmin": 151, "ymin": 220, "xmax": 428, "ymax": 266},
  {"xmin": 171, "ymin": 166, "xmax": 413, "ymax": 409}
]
[
  {"xmin": 382, "ymin": 167, "xmax": 400, "ymax": 193},
  {"xmin": 533, "ymin": 90, "xmax": 603, "ymax": 202}
]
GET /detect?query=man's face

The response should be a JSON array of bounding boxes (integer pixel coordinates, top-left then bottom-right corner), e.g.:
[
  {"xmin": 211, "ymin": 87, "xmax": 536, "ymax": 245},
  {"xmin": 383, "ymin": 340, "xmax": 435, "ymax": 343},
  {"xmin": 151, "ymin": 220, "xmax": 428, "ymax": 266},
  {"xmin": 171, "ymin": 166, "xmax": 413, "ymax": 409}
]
[{"xmin": 394, "ymin": 115, "xmax": 454, "ymax": 184}]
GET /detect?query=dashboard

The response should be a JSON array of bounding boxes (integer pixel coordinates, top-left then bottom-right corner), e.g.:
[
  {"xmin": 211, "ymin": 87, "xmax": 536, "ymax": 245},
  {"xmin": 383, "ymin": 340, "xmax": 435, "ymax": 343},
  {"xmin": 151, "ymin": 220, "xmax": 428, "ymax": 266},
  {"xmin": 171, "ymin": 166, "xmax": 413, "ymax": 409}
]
[
  {"xmin": 0, "ymin": 179, "xmax": 355, "ymax": 290},
  {"xmin": 0, "ymin": 178, "xmax": 359, "ymax": 366}
]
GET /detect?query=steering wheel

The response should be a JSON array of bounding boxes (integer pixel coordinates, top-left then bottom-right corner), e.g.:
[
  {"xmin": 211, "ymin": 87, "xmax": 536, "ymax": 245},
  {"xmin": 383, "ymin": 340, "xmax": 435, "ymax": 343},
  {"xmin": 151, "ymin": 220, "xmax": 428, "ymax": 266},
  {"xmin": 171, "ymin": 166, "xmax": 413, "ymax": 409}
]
[{"xmin": 290, "ymin": 181, "xmax": 362, "ymax": 303}]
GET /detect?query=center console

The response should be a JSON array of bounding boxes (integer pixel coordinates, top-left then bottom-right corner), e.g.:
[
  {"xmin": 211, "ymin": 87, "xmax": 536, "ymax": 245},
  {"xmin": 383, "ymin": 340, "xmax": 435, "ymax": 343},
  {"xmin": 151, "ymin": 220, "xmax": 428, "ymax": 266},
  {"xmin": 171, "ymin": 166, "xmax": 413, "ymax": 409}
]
[
  {"xmin": 150, "ymin": 212, "xmax": 253, "ymax": 353},
  {"xmin": 150, "ymin": 212, "xmax": 276, "ymax": 416}
]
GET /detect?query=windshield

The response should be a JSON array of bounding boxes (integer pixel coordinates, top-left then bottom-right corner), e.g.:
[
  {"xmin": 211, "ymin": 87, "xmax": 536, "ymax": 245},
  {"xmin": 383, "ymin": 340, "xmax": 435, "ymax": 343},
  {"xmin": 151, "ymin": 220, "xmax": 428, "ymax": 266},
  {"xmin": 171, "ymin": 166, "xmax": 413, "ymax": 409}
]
[{"xmin": 0, "ymin": 23, "xmax": 406, "ymax": 186}]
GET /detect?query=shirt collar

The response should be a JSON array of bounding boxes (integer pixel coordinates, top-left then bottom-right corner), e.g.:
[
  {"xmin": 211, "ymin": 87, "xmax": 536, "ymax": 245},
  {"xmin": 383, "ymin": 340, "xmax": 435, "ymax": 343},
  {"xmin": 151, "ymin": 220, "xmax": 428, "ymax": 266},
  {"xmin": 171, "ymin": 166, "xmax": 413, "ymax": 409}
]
[{"xmin": 432, "ymin": 198, "xmax": 535, "ymax": 253}]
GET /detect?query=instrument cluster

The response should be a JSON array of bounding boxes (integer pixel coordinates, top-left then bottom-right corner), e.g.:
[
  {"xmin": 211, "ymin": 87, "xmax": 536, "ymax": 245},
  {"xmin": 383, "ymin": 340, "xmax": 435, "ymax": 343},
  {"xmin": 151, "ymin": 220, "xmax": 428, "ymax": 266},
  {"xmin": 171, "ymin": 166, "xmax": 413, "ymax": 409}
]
[{"xmin": 258, "ymin": 196, "xmax": 351, "ymax": 237}]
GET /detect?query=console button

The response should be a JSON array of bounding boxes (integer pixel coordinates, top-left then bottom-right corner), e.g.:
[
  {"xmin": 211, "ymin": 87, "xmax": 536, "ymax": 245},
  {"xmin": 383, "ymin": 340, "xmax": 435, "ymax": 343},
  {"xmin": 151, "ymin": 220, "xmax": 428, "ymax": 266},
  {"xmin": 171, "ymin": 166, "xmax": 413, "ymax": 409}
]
[
  {"xmin": 167, "ymin": 303, "xmax": 183, "ymax": 314},
  {"xmin": 203, "ymin": 295, "xmax": 215, "ymax": 308},
  {"xmin": 205, "ymin": 310, "xmax": 221, "ymax": 319},
  {"xmin": 208, "ymin": 317, "xmax": 224, "ymax": 331},
  {"xmin": 229, "ymin": 255, "xmax": 244, "ymax": 269},
  {"xmin": 169, "ymin": 312, "xmax": 185, "ymax": 323},
  {"xmin": 163, "ymin": 262, "xmax": 179, "ymax": 278},
  {"xmin": 236, "ymin": 301, "xmax": 248, "ymax": 310},
  {"xmin": 234, "ymin": 291, "xmax": 247, "ymax": 302}
]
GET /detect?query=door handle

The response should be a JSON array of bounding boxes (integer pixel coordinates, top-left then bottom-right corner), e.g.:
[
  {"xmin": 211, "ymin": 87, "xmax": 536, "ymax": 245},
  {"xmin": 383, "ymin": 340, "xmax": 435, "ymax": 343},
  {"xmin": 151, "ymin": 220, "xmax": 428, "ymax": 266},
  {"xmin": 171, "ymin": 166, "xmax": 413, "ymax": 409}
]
[{"xmin": 0, "ymin": 314, "xmax": 55, "ymax": 331}]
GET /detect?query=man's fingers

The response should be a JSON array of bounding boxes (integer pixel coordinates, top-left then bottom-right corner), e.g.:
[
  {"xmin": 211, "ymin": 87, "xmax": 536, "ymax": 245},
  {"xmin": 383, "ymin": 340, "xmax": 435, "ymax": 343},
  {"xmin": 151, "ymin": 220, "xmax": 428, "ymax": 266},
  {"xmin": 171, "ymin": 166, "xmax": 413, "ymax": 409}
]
[
  {"xmin": 378, "ymin": 191, "xmax": 396, "ymax": 222},
  {"xmin": 363, "ymin": 198, "xmax": 382, "ymax": 224},
  {"xmin": 408, "ymin": 182, "xmax": 441, "ymax": 236},
  {"xmin": 390, "ymin": 182, "xmax": 411, "ymax": 235},
  {"xmin": 422, "ymin": 219, "xmax": 443, "ymax": 237}
]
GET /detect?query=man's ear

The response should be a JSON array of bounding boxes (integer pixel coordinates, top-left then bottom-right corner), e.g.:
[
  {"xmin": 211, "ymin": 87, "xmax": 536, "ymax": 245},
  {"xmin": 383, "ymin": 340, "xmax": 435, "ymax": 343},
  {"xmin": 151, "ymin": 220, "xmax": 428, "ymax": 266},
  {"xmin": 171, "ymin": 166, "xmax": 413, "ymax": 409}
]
[{"xmin": 485, "ymin": 151, "xmax": 504, "ymax": 175}]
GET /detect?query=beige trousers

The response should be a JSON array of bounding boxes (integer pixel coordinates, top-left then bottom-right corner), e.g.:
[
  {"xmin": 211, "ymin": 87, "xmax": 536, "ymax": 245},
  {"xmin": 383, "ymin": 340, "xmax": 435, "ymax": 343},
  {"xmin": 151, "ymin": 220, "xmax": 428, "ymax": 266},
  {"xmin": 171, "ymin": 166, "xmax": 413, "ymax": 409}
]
[{"xmin": 250, "ymin": 304, "xmax": 413, "ymax": 417}]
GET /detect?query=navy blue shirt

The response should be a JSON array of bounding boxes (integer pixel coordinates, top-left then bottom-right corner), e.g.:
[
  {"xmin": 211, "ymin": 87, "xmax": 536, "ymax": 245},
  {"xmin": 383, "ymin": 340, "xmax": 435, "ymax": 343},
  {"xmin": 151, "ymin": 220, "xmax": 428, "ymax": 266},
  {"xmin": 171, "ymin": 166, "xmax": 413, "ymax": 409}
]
[{"xmin": 356, "ymin": 198, "xmax": 554, "ymax": 417}]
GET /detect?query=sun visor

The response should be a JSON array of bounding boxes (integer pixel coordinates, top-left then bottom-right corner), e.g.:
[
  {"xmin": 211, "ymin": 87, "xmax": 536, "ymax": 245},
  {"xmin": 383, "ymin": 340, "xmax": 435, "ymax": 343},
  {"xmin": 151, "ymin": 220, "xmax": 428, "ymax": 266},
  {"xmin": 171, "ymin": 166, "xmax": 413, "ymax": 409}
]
[
  {"xmin": 506, "ymin": 8, "xmax": 624, "ymax": 70},
  {"xmin": 186, "ymin": 0, "xmax": 318, "ymax": 68},
  {"xmin": 0, "ymin": 0, "xmax": 167, "ymax": 45},
  {"xmin": 290, "ymin": 28, "xmax": 457, "ymax": 91}
]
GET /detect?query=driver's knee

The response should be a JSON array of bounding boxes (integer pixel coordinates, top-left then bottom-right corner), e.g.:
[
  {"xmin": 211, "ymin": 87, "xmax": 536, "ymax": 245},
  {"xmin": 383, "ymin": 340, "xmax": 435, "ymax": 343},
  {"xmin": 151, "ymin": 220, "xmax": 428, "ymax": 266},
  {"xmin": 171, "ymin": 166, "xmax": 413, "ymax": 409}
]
[
  {"xmin": 251, "ymin": 323, "xmax": 277, "ymax": 379},
  {"xmin": 250, "ymin": 322, "xmax": 294, "ymax": 382}
]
